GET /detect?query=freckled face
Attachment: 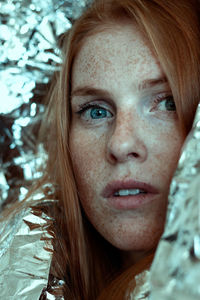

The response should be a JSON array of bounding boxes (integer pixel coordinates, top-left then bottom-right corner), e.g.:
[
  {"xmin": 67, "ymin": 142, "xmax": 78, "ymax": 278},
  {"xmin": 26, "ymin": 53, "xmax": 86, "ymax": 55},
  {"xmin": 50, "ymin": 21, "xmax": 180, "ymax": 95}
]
[{"xmin": 69, "ymin": 24, "xmax": 185, "ymax": 254}]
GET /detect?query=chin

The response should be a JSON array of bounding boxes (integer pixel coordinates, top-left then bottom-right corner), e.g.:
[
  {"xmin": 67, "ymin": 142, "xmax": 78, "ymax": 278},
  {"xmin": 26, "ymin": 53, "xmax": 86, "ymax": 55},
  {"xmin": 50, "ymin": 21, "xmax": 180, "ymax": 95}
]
[
  {"xmin": 106, "ymin": 226, "xmax": 163, "ymax": 253},
  {"xmin": 112, "ymin": 240, "xmax": 158, "ymax": 252}
]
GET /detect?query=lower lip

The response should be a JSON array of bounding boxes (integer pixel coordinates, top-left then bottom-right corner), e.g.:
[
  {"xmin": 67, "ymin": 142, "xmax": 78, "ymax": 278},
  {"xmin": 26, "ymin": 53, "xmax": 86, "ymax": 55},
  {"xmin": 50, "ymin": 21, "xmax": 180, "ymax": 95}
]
[{"xmin": 107, "ymin": 193, "xmax": 158, "ymax": 210}]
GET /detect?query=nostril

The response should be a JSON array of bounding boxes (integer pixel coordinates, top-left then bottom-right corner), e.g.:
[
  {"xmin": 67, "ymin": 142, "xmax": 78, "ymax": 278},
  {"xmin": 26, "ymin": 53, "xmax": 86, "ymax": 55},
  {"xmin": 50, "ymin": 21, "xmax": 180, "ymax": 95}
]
[
  {"xmin": 109, "ymin": 151, "xmax": 140, "ymax": 164},
  {"xmin": 130, "ymin": 152, "xmax": 139, "ymax": 158},
  {"xmin": 107, "ymin": 136, "xmax": 147, "ymax": 163},
  {"xmin": 110, "ymin": 153, "xmax": 117, "ymax": 163}
]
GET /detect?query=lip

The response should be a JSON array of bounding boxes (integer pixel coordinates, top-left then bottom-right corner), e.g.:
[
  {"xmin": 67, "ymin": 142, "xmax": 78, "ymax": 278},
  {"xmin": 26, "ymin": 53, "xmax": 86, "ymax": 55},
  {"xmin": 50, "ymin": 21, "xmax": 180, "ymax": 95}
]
[{"xmin": 101, "ymin": 180, "xmax": 159, "ymax": 210}]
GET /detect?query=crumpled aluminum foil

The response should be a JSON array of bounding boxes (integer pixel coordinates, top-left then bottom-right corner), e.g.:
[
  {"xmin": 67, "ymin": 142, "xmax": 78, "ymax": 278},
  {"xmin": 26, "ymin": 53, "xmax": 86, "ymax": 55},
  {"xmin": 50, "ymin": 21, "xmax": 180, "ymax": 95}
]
[
  {"xmin": 0, "ymin": 1, "xmax": 92, "ymax": 299},
  {"xmin": 0, "ymin": 0, "xmax": 92, "ymax": 211},
  {"xmin": 0, "ymin": 182, "xmax": 69, "ymax": 300},
  {"xmin": 0, "ymin": 188, "xmax": 55, "ymax": 299},
  {"xmin": 127, "ymin": 271, "xmax": 150, "ymax": 300},
  {"xmin": 149, "ymin": 103, "xmax": 200, "ymax": 299}
]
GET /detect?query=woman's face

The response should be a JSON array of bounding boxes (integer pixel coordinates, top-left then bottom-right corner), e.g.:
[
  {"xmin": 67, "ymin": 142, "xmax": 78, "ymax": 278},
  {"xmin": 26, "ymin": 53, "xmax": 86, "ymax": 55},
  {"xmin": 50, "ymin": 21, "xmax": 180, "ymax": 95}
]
[{"xmin": 69, "ymin": 23, "xmax": 185, "ymax": 257}]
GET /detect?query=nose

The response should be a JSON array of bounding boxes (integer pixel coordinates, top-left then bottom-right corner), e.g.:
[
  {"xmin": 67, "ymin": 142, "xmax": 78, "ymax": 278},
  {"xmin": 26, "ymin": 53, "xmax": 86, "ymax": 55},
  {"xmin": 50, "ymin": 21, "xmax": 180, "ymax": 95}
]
[{"xmin": 106, "ymin": 111, "xmax": 148, "ymax": 164}]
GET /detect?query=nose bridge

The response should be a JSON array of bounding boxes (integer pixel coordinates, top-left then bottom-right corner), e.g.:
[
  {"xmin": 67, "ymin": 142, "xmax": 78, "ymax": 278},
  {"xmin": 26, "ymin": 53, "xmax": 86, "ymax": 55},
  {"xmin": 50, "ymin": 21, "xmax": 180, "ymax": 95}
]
[
  {"xmin": 107, "ymin": 108, "xmax": 147, "ymax": 163},
  {"xmin": 115, "ymin": 109, "xmax": 135, "ymax": 140}
]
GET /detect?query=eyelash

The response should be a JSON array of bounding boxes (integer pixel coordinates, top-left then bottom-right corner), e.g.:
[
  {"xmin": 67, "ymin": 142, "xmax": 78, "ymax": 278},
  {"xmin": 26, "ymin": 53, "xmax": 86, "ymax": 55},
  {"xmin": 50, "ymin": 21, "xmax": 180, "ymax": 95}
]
[
  {"xmin": 152, "ymin": 94, "xmax": 176, "ymax": 111},
  {"xmin": 76, "ymin": 103, "xmax": 105, "ymax": 115}
]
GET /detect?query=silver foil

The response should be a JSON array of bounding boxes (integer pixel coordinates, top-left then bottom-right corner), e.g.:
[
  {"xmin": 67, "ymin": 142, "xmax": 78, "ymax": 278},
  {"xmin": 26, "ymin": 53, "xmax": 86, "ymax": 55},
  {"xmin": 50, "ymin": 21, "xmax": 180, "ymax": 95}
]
[
  {"xmin": 0, "ymin": 182, "xmax": 68, "ymax": 300},
  {"xmin": 0, "ymin": 195, "xmax": 54, "ymax": 299},
  {"xmin": 126, "ymin": 271, "xmax": 150, "ymax": 300},
  {"xmin": 0, "ymin": 1, "xmax": 92, "ymax": 299},
  {"xmin": 0, "ymin": 0, "xmax": 92, "ymax": 211},
  {"xmin": 148, "ymin": 103, "xmax": 200, "ymax": 299}
]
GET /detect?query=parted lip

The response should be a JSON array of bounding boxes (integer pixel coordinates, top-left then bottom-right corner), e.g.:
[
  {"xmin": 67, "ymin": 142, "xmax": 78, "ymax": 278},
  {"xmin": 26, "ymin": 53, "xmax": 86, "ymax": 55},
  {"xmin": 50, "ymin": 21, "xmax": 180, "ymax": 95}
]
[{"xmin": 101, "ymin": 179, "xmax": 159, "ymax": 198}]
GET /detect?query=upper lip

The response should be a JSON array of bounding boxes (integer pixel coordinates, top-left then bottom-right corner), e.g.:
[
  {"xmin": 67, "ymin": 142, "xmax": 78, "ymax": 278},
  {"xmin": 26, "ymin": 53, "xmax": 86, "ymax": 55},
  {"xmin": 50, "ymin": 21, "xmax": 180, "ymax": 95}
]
[{"xmin": 101, "ymin": 180, "xmax": 159, "ymax": 198}]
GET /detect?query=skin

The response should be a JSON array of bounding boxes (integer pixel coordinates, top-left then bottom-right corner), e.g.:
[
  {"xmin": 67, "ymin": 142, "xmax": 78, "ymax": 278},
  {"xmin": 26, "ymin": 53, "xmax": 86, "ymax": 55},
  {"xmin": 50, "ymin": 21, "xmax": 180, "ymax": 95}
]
[{"xmin": 69, "ymin": 23, "xmax": 185, "ymax": 266}]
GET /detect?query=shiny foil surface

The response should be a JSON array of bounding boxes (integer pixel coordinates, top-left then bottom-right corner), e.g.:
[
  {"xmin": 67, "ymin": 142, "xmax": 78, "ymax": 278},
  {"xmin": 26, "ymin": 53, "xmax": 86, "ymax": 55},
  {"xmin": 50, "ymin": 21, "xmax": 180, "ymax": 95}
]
[
  {"xmin": 0, "ymin": 0, "xmax": 92, "ymax": 211},
  {"xmin": 127, "ymin": 271, "xmax": 150, "ymax": 300},
  {"xmin": 0, "ymin": 0, "xmax": 92, "ymax": 299},
  {"xmin": 0, "ymin": 199, "xmax": 54, "ymax": 299},
  {"xmin": 149, "ymin": 103, "xmax": 200, "ymax": 299},
  {"xmin": 0, "ymin": 182, "xmax": 66, "ymax": 299}
]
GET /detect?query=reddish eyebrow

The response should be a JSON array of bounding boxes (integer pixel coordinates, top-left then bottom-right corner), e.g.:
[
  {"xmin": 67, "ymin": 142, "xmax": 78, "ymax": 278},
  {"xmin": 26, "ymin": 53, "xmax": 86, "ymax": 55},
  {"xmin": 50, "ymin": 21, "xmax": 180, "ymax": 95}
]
[
  {"xmin": 138, "ymin": 77, "xmax": 168, "ymax": 90},
  {"xmin": 71, "ymin": 86, "xmax": 111, "ymax": 98}
]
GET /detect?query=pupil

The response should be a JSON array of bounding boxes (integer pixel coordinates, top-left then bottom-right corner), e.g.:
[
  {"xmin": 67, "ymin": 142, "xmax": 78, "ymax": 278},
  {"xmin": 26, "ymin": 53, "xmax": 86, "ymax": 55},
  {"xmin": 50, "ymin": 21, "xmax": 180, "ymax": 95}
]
[
  {"xmin": 166, "ymin": 97, "xmax": 176, "ymax": 111},
  {"xmin": 91, "ymin": 108, "xmax": 106, "ymax": 118}
]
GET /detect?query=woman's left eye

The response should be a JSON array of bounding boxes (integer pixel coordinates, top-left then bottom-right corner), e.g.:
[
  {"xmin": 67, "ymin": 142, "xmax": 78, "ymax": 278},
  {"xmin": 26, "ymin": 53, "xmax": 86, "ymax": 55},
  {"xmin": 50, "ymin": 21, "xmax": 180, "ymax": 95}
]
[{"xmin": 154, "ymin": 95, "xmax": 176, "ymax": 112}]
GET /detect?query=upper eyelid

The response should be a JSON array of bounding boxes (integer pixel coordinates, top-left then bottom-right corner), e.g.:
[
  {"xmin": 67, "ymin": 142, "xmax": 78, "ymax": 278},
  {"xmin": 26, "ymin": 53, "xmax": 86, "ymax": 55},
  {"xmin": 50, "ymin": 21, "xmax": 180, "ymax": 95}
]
[
  {"xmin": 154, "ymin": 93, "xmax": 173, "ymax": 100},
  {"xmin": 150, "ymin": 93, "xmax": 174, "ymax": 105},
  {"xmin": 152, "ymin": 90, "xmax": 172, "ymax": 97},
  {"xmin": 71, "ymin": 95, "xmax": 116, "ymax": 107},
  {"xmin": 76, "ymin": 100, "xmax": 115, "ymax": 112}
]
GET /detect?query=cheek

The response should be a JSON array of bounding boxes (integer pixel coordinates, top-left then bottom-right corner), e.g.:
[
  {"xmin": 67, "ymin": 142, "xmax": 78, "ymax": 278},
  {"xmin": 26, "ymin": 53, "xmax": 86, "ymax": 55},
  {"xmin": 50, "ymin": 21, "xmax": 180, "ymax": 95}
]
[
  {"xmin": 69, "ymin": 129, "xmax": 107, "ymax": 225},
  {"xmin": 151, "ymin": 126, "xmax": 185, "ymax": 182},
  {"xmin": 69, "ymin": 127, "xmax": 106, "ymax": 192}
]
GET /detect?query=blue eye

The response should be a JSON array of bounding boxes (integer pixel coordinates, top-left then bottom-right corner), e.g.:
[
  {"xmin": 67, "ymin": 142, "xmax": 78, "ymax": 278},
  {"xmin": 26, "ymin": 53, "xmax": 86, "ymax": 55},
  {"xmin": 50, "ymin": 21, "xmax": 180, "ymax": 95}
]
[
  {"xmin": 77, "ymin": 104, "xmax": 113, "ymax": 121},
  {"xmin": 90, "ymin": 107, "xmax": 109, "ymax": 119}
]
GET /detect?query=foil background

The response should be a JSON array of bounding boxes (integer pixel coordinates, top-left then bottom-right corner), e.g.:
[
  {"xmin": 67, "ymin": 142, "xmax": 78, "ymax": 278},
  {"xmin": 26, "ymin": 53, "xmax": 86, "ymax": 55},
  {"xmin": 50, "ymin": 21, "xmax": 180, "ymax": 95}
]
[
  {"xmin": 0, "ymin": 0, "xmax": 92, "ymax": 211},
  {"xmin": 0, "ymin": 1, "xmax": 92, "ymax": 299},
  {"xmin": 149, "ymin": 104, "xmax": 200, "ymax": 299},
  {"xmin": 0, "ymin": 193, "xmax": 55, "ymax": 299},
  {"xmin": 127, "ymin": 271, "xmax": 150, "ymax": 300}
]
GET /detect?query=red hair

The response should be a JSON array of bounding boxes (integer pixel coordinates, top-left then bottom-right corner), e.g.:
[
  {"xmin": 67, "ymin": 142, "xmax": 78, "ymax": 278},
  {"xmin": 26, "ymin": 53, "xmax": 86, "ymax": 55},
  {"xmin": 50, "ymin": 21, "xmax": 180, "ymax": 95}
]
[{"xmin": 42, "ymin": 0, "xmax": 200, "ymax": 298}]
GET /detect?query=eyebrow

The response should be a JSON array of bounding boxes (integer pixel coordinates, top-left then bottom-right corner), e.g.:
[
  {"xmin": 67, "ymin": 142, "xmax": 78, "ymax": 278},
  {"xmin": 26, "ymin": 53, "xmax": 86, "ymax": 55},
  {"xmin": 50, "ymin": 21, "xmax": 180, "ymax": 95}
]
[
  {"xmin": 71, "ymin": 76, "xmax": 168, "ymax": 98},
  {"xmin": 138, "ymin": 77, "xmax": 168, "ymax": 90},
  {"xmin": 71, "ymin": 86, "xmax": 112, "ymax": 98}
]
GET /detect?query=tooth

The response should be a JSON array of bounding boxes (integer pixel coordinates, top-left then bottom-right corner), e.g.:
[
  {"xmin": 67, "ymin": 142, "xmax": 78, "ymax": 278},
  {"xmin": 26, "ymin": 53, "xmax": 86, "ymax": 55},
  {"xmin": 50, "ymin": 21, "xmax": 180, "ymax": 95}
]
[
  {"xmin": 129, "ymin": 189, "xmax": 141, "ymax": 195},
  {"xmin": 119, "ymin": 189, "xmax": 129, "ymax": 196},
  {"xmin": 114, "ymin": 189, "xmax": 143, "ymax": 196}
]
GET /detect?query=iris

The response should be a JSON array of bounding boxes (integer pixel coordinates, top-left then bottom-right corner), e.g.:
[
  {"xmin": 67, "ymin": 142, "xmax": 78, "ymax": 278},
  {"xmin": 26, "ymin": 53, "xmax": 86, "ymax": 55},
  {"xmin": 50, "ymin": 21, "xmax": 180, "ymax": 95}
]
[
  {"xmin": 90, "ymin": 108, "xmax": 108, "ymax": 119},
  {"xmin": 165, "ymin": 97, "xmax": 176, "ymax": 111}
]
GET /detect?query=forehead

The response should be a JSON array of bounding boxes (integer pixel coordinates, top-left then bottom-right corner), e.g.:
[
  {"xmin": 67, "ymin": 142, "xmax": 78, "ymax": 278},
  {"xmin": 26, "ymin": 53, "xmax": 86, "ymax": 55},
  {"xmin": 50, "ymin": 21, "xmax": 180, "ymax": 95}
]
[{"xmin": 72, "ymin": 23, "xmax": 163, "ymax": 90}]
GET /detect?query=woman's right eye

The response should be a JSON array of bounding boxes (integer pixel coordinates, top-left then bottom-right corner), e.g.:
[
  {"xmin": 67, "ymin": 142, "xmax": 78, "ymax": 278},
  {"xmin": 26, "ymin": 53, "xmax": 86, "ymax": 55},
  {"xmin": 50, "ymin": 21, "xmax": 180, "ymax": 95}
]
[{"xmin": 77, "ymin": 104, "xmax": 113, "ymax": 121}]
